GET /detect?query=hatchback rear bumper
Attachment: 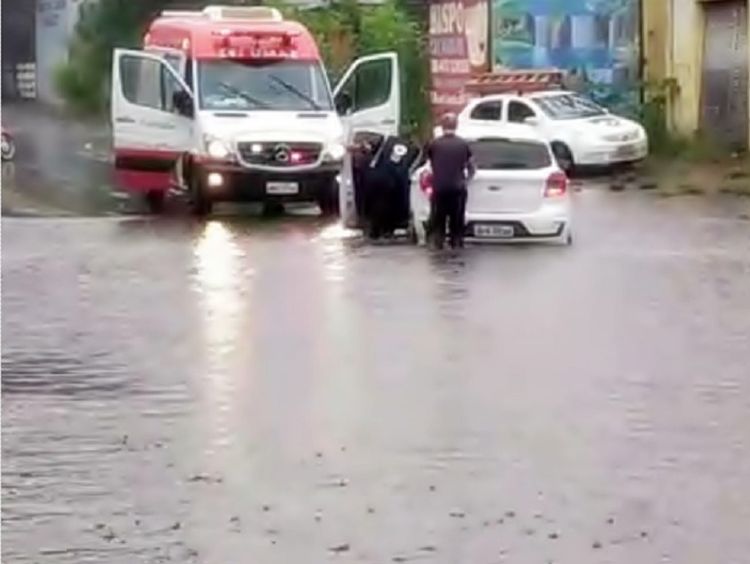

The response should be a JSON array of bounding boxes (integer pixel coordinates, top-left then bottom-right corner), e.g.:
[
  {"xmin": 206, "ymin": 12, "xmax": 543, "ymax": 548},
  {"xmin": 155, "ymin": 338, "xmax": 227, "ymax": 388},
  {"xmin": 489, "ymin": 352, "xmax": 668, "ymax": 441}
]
[
  {"xmin": 464, "ymin": 203, "xmax": 570, "ymax": 238},
  {"xmin": 414, "ymin": 201, "xmax": 571, "ymax": 243}
]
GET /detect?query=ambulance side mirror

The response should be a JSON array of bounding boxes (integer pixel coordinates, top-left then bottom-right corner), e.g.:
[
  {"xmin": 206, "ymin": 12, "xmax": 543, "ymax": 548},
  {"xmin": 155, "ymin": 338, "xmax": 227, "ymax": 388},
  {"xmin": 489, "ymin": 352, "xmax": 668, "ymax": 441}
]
[
  {"xmin": 173, "ymin": 90, "xmax": 194, "ymax": 119},
  {"xmin": 335, "ymin": 92, "xmax": 353, "ymax": 116}
]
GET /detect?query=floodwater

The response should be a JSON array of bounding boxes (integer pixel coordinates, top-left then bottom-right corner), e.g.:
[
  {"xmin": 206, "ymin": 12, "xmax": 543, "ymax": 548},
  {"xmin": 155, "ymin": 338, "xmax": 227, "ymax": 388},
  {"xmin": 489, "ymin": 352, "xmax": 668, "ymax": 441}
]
[{"xmin": 3, "ymin": 104, "xmax": 750, "ymax": 563}]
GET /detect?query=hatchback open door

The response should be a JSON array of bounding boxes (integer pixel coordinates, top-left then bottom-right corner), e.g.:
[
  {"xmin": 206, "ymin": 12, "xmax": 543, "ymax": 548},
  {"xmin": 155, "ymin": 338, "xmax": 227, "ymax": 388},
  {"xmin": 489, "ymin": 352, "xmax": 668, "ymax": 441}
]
[
  {"xmin": 111, "ymin": 48, "xmax": 194, "ymax": 202},
  {"xmin": 333, "ymin": 52, "xmax": 400, "ymax": 227}
]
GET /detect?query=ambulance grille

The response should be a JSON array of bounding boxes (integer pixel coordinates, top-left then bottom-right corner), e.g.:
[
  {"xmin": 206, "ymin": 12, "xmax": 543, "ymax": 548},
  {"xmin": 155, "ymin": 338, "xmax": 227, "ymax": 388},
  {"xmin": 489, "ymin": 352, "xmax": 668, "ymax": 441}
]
[{"xmin": 237, "ymin": 141, "xmax": 323, "ymax": 168}]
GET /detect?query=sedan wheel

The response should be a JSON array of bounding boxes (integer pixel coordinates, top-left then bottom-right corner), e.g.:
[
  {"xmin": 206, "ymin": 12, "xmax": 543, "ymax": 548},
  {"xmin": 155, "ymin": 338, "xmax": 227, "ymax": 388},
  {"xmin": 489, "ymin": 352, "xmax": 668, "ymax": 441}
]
[
  {"xmin": 1, "ymin": 133, "xmax": 16, "ymax": 161},
  {"xmin": 552, "ymin": 143, "xmax": 575, "ymax": 174}
]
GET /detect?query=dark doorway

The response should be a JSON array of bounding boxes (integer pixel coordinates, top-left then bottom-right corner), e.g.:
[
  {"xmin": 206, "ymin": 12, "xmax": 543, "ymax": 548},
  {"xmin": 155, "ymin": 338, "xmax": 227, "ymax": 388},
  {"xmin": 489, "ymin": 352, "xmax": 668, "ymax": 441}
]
[
  {"xmin": 2, "ymin": 0, "xmax": 37, "ymax": 100},
  {"xmin": 700, "ymin": 0, "xmax": 749, "ymax": 150}
]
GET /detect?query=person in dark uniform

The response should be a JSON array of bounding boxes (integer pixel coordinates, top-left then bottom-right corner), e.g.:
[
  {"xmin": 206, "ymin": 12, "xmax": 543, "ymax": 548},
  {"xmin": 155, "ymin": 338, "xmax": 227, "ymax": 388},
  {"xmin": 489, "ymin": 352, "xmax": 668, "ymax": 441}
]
[
  {"xmin": 362, "ymin": 135, "xmax": 419, "ymax": 240},
  {"xmin": 427, "ymin": 113, "xmax": 475, "ymax": 249}
]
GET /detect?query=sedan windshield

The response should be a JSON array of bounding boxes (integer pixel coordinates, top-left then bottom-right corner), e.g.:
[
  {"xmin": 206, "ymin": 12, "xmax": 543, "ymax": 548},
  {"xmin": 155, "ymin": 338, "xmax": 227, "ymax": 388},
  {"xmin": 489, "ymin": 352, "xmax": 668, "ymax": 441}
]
[
  {"xmin": 470, "ymin": 139, "xmax": 552, "ymax": 170},
  {"xmin": 534, "ymin": 93, "xmax": 607, "ymax": 120},
  {"xmin": 198, "ymin": 59, "xmax": 333, "ymax": 111}
]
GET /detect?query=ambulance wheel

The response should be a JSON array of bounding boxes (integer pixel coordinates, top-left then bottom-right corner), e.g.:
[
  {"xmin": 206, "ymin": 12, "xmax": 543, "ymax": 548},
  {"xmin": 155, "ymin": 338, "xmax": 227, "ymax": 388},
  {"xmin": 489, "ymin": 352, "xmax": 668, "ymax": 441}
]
[
  {"xmin": 407, "ymin": 219, "xmax": 419, "ymax": 245},
  {"xmin": 188, "ymin": 169, "xmax": 213, "ymax": 216},
  {"xmin": 145, "ymin": 190, "xmax": 166, "ymax": 214},
  {"xmin": 318, "ymin": 180, "xmax": 340, "ymax": 217},
  {"xmin": 262, "ymin": 201, "xmax": 285, "ymax": 217}
]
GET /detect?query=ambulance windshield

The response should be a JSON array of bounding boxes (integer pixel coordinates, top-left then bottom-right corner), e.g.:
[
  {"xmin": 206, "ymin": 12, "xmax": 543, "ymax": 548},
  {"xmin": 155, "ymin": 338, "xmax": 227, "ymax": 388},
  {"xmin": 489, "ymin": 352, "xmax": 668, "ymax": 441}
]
[{"xmin": 198, "ymin": 58, "xmax": 333, "ymax": 112}]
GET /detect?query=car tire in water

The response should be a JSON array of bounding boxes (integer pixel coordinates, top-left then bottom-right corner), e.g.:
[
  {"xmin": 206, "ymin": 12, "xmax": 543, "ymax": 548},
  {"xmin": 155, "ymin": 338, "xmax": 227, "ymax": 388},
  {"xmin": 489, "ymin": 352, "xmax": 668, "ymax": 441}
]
[
  {"xmin": 560, "ymin": 228, "xmax": 573, "ymax": 246},
  {"xmin": 188, "ymin": 166, "xmax": 213, "ymax": 217},
  {"xmin": 318, "ymin": 179, "xmax": 340, "ymax": 217},
  {"xmin": 145, "ymin": 190, "xmax": 166, "ymax": 214},
  {"xmin": 1, "ymin": 133, "xmax": 16, "ymax": 161},
  {"xmin": 407, "ymin": 218, "xmax": 419, "ymax": 245},
  {"xmin": 552, "ymin": 142, "xmax": 575, "ymax": 175}
]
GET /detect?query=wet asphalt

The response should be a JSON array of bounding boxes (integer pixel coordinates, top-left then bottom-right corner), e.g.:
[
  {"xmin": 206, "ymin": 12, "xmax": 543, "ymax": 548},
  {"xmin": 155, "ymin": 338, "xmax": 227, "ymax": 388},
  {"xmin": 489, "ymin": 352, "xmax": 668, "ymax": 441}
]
[{"xmin": 2, "ymin": 104, "xmax": 750, "ymax": 563}]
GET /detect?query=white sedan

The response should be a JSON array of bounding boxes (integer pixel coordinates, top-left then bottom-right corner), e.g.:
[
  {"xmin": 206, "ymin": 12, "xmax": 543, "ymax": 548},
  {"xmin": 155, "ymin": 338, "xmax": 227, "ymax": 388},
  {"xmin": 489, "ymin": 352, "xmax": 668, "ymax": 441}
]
[
  {"xmin": 411, "ymin": 129, "xmax": 573, "ymax": 245},
  {"xmin": 449, "ymin": 91, "xmax": 648, "ymax": 172}
]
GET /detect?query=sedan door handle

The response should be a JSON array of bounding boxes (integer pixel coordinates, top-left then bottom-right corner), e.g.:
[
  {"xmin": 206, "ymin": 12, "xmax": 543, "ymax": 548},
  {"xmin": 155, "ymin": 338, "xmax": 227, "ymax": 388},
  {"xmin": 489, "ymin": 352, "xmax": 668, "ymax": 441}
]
[{"xmin": 115, "ymin": 116, "xmax": 135, "ymax": 124}]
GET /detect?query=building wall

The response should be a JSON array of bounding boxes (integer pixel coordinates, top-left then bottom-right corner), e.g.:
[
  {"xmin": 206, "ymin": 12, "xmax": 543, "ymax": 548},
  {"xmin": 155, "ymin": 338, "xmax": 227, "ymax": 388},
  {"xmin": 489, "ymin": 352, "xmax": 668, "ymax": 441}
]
[
  {"xmin": 646, "ymin": 0, "xmax": 750, "ymax": 147},
  {"xmin": 669, "ymin": 0, "xmax": 703, "ymax": 137},
  {"xmin": 642, "ymin": 0, "xmax": 668, "ymax": 88},
  {"xmin": 2, "ymin": 0, "xmax": 37, "ymax": 100}
]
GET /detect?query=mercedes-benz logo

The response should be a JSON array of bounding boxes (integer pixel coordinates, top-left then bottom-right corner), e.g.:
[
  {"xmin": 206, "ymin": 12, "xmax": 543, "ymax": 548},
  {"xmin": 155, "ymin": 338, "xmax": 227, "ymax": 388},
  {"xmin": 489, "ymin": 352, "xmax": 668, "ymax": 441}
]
[{"xmin": 273, "ymin": 144, "xmax": 291, "ymax": 163}]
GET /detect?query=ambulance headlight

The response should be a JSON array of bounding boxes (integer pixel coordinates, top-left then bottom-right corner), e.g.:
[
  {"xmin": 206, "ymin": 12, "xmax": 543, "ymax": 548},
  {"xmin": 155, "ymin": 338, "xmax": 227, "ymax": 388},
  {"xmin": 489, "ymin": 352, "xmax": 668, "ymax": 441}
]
[
  {"xmin": 325, "ymin": 142, "xmax": 346, "ymax": 161},
  {"xmin": 205, "ymin": 138, "xmax": 231, "ymax": 159}
]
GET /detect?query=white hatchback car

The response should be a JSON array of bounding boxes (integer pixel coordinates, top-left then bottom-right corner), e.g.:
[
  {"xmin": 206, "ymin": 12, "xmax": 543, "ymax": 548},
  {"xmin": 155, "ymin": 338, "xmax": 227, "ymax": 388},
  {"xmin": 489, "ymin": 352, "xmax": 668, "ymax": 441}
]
[
  {"xmin": 411, "ymin": 128, "xmax": 573, "ymax": 245},
  {"xmin": 450, "ymin": 91, "xmax": 648, "ymax": 172}
]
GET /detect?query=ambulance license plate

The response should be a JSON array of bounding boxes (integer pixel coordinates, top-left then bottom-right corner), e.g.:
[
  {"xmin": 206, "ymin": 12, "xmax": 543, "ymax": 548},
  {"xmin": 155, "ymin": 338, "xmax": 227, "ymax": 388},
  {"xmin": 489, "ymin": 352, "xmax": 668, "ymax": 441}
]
[{"xmin": 266, "ymin": 181, "xmax": 299, "ymax": 195}]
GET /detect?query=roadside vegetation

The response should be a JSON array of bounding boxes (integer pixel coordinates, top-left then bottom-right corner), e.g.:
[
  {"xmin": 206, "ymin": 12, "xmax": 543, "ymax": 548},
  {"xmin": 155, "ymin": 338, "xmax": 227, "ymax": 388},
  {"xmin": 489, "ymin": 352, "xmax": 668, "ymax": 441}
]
[
  {"xmin": 272, "ymin": 0, "xmax": 430, "ymax": 139},
  {"xmin": 54, "ymin": 0, "xmax": 430, "ymax": 136},
  {"xmin": 635, "ymin": 78, "xmax": 750, "ymax": 198}
]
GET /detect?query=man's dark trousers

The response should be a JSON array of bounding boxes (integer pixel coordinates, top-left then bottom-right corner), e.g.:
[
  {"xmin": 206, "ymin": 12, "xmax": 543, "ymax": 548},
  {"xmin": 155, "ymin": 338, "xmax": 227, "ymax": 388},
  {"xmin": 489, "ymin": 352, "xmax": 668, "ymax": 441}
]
[{"xmin": 431, "ymin": 188, "xmax": 467, "ymax": 249}]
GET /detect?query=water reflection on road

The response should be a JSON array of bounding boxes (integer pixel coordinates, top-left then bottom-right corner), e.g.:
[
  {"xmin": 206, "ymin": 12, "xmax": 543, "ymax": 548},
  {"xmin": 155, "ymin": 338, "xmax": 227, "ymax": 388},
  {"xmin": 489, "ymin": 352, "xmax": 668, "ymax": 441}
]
[{"xmin": 3, "ymin": 190, "xmax": 750, "ymax": 563}]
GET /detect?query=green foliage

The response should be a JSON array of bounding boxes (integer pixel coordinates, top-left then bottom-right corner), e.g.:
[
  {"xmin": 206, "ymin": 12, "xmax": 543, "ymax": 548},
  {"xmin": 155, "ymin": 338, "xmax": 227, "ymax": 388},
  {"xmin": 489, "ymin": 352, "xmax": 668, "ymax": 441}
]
[
  {"xmin": 639, "ymin": 77, "xmax": 737, "ymax": 161},
  {"xmin": 272, "ymin": 0, "xmax": 430, "ymax": 138},
  {"xmin": 639, "ymin": 77, "xmax": 686, "ymax": 157},
  {"xmin": 55, "ymin": 0, "xmax": 165, "ymax": 114}
]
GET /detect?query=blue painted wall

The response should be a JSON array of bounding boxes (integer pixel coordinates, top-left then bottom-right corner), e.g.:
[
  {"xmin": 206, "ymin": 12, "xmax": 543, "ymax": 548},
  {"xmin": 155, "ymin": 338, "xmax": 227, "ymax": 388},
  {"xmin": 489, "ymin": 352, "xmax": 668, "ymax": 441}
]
[{"xmin": 492, "ymin": 0, "xmax": 641, "ymax": 114}]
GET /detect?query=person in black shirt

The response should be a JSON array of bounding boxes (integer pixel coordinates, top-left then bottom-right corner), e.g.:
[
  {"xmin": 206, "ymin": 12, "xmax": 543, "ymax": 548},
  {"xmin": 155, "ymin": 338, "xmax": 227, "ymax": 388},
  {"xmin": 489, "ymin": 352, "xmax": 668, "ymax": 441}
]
[{"xmin": 427, "ymin": 113, "xmax": 475, "ymax": 249}]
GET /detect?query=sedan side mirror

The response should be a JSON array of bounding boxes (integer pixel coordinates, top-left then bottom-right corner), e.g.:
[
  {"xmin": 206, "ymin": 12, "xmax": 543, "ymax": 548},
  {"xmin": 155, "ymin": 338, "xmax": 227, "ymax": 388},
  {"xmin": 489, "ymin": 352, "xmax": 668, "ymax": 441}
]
[
  {"xmin": 173, "ymin": 90, "xmax": 194, "ymax": 119},
  {"xmin": 524, "ymin": 116, "xmax": 539, "ymax": 126}
]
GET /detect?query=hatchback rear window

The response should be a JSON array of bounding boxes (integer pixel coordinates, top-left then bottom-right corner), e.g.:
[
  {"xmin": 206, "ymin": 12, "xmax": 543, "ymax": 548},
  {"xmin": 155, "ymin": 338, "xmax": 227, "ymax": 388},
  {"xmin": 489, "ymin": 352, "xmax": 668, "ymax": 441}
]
[{"xmin": 470, "ymin": 139, "xmax": 551, "ymax": 170}]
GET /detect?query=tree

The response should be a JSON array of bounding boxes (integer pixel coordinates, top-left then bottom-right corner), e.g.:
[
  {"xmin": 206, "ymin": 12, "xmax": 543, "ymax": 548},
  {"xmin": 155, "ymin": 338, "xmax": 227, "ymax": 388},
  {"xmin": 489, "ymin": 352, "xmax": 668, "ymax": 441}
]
[{"xmin": 54, "ymin": 0, "xmax": 173, "ymax": 113}]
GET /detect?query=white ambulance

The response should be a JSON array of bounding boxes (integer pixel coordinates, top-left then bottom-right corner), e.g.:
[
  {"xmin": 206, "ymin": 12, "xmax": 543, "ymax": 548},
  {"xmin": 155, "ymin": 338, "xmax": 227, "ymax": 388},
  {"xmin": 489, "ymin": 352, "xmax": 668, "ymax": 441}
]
[{"xmin": 111, "ymin": 5, "xmax": 399, "ymax": 221}]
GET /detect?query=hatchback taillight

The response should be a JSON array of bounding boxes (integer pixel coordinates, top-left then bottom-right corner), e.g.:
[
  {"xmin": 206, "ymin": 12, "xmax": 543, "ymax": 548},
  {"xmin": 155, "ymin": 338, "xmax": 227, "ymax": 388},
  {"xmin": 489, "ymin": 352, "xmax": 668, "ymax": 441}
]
[
  {"xmin": 419, "ymin": 170, "xmax": 434, "ymax": 197},
  {"xmin": 544, "ymin": 171, "xmax": 568, "ymax": 198}
]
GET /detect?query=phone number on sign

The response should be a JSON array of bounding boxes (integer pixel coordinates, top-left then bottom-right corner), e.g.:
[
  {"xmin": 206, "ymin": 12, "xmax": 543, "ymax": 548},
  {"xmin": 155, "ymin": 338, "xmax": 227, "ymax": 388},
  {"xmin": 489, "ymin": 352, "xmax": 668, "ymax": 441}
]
[{"xmin": 431, "ymin": 59, "xmax": 470, "ymax": 74}]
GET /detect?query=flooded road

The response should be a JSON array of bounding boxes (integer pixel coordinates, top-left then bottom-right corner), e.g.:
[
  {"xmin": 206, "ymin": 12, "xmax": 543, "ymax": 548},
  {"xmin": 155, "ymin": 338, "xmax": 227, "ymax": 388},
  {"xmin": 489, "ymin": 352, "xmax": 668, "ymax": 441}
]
[
  {"xmin": 3, "ymin": 185, "xmax": 750, "ymax": 563},
  {"xmin": 3, "ymin": 101, "xmax": 750, "ymax": 563}
]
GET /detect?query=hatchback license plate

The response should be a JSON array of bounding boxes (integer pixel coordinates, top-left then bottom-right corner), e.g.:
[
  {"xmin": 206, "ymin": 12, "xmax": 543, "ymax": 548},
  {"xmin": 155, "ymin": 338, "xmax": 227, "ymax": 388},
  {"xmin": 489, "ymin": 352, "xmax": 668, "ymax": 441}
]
[
  {"xmin": 474, "ymin": 224, "xmax": 514, "ymax": 238},
  {"xmin": 266, "ymin": 181, "xmax": 299, "ymax": 195}
]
